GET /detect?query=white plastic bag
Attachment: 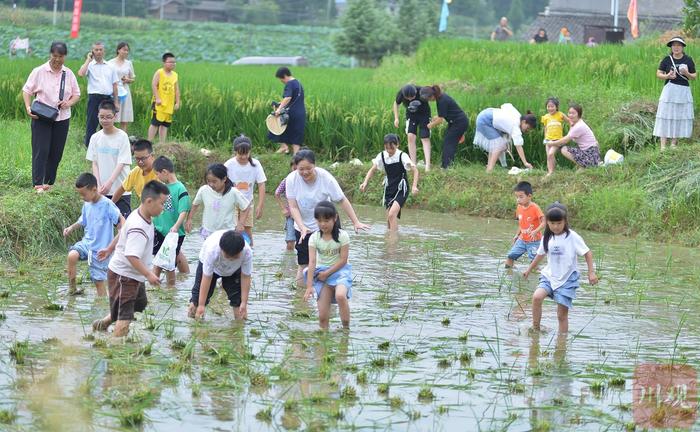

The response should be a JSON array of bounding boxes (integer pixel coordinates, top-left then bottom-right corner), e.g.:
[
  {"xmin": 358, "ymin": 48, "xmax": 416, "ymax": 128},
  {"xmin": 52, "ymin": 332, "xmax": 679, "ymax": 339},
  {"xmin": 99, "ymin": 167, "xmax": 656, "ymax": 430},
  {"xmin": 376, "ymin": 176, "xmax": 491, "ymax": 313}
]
[
  {"xmin": 153, "ymin": 232, "xmax": 178, "ymax": 271},
  {"xmin": 604, "ymin": 149, "xmax": 624, "ymax": 166}
]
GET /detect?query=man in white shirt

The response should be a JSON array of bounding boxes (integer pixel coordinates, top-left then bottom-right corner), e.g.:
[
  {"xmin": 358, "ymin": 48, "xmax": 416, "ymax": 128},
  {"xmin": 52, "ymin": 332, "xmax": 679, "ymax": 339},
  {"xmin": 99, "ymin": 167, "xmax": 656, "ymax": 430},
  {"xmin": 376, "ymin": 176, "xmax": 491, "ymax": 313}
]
[{"xmin": 78, "ymin": 41, "xmax": 119, "ymax": 147}]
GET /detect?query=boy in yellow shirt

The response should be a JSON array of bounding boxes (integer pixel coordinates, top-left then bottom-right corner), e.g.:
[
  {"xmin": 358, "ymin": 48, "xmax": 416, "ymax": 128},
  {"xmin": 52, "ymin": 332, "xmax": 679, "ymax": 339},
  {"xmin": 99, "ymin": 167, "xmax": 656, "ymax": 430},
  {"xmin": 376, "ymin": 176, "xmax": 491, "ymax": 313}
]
[
  {"xmin": 541, "ymin": 97, "xmax": 571, "ymax": 177},
  {"xmin": 148, "ymin": 52, "xmax": 180, "ymax": 143},
  {"xmin": 111, "ymin": 139, "xmax": 158, "ymax": 204}
]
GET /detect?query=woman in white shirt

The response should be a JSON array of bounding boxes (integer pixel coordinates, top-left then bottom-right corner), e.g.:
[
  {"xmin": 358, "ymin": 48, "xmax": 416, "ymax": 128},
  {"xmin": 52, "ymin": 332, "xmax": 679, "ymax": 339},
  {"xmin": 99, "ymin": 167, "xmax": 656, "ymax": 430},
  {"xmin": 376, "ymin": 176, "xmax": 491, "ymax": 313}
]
[{"xmin": 473, "ymin": 103, "xmax": 536, "ymax": 172}]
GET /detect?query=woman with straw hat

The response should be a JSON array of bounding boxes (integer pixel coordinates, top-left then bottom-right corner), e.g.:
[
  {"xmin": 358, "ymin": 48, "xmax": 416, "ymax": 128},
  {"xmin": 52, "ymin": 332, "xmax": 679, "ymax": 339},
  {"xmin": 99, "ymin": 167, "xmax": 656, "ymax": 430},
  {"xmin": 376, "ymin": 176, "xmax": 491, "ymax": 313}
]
[
  {"xmin": 653, "ymin": 36, "xmax": 697, "ymax": 151},
  {"xmin": 269, "ymin": 67, "xmax": 305, "ymax": 155}
]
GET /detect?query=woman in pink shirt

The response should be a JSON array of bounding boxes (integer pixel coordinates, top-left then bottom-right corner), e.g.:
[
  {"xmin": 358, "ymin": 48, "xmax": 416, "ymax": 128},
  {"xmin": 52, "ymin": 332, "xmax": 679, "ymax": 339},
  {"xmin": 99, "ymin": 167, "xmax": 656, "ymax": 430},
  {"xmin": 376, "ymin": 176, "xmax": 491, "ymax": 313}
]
[
  {"xmin": 547, "ymin": 104, "xmax": 600, "ymax": 172},
  {"xmin": 22, "ymin": 41, "xmax": 81, "ymax": 193}
]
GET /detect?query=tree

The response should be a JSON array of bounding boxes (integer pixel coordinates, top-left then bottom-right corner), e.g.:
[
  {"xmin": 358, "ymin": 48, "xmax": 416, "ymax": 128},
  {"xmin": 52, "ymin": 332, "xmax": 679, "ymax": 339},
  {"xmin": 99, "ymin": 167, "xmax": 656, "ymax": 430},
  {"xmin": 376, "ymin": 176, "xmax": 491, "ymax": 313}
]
[
  {"xmin": 225, "ymin": 0, "xmax": 280, "ymax": 24},
  {"xmin": 396, "ymin": 0, "xmax": 437, "ymax": 54},
  {"xmin": 683, "ymin": 0, "xmax": 700, "ymax": 37},
  {"xmin": 507, "ymin": 0, "xmax": 525, "ymax": 31},
  {"xmin": 334, "ymin": 0, "xmax": 399, "ymax": 67}
]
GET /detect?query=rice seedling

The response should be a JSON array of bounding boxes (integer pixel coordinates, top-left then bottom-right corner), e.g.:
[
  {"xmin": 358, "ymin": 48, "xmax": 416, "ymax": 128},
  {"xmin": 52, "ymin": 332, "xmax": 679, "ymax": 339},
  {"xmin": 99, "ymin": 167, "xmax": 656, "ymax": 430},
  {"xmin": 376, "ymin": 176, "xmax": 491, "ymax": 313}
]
[
  {"xmin": 377, "ymin": 383, "xmax": 389, "ymax": 395},
  {"xmin": 417, "ymin": 385, "xmax": 435, "ymax": 402},
  {"xmin": 9, "ymin": 340, "xmax": 28, "ymax": 364},
  {"xmin": 255, "ymin": 407, "xmax": 273, "ymax": 422},
  {"xmin": 340, "ymin": 385, "xmax": 357, "ymax": 400},
  {"xmin": 388, "ymin": 396, "xmax": 404, "ymax": 409},
  {"xmin": 118, "ymin": 408, "xmax": 146, "ymax": 428},
  {"xmin": 0, "ymin": 409, "xmax": 17, "ymax": 424},
  {"xmin": 356, "ymin": 370, "xmax": 367, "ymax": 385}
]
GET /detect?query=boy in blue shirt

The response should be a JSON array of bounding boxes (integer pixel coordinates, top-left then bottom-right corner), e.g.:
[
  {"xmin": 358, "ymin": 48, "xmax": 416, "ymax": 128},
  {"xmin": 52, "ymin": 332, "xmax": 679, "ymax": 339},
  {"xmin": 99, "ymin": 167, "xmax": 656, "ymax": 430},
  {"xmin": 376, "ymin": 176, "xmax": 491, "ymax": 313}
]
[{"xmin": 63, "ymin": 173, "xmax": 124, "ymax": 296}]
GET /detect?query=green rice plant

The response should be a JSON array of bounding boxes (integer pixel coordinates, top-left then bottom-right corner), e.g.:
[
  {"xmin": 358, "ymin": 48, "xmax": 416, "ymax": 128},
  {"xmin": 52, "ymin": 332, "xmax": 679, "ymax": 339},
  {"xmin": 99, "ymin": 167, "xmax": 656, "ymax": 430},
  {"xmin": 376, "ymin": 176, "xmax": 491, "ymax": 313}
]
[
  {"xmin": 9, "ymin": 340, "xmax": 29, "ymax": 364},
  {"xmin": 0, "ymin": 409, "xmax": 17, "ymax": 424},
  {"xmin": 255, "ymin": 406, "xmax": 273, "ymax": 422},
  {"xmin": 340, "ymin": 385, "xmax": 357, "ymax": 400},
  {"xmin": 417, "ymin": 385, "xmax": 435, "ymax": 402},
  {"xmin": 118, "ymin": 408, "xmax": 145, "ymax": 428}
]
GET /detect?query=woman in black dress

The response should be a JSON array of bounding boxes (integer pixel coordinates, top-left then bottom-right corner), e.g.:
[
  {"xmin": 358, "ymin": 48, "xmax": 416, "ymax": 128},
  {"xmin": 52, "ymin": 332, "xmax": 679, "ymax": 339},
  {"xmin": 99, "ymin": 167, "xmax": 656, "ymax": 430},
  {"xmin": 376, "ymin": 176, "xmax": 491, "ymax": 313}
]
[
  {"xmin": 271, "ymin": 67, "xmax": 306, "ymax": 155},
  {"xmin": 420, "ymin": 85, "xmax": 469, "ymax": 169}
]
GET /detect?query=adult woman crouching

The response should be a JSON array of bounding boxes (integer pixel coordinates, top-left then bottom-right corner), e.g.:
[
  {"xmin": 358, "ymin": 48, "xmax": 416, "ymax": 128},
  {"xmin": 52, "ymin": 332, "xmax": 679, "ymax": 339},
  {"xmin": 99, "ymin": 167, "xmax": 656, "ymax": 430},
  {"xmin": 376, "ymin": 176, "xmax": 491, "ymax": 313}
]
[
  {"xmin": 285, "ymin": 149, "xmax": 369, "ymax": 285},
  {"xmin": 22, "ymin": 41, "xmax": 81, "ymax": 193},
  {"xmin": 653, "ymin": 36, "xmax": 697, "ymax": 151},
  {"xmin": 420, "ymin": 85, "xmax": 468, "ymax": 169},
  {"xmin": 473, "ymin": 103, "xmax": 535, "ymax": 172}
]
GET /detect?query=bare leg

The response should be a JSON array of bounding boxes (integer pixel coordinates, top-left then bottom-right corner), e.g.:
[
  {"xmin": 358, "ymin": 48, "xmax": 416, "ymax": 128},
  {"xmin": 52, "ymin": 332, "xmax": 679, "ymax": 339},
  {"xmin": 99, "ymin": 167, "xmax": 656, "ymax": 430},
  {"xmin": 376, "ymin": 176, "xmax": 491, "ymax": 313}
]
[
  {"xmin": 286, "ymin": 241, "xmax": 295, "ymax": 251},
  {"xmin": 334, "ymin": 284, "xmax": 350, "ymax": 328},
  {"xmin": 120, "ymin": 122, "xmax": 129, "ymax": 133},
  {"xmin": 296, "ymin": 265, "xmax": 306, "ymax": 288},
  {"xmin": 557, "ymin": 304, "xmax": 569, "ymax": 334},
  {"xmin": 531, "ymin": 288, "xmax": 548, "ymax": 330},
  {"xmin": 276, "ymin": 143, "xmax": 289, "ymax": 154},
  {"xmin": 659, "ymin": 137, "xmax": 667, "ymax": 151},
  {"xmin": 421, "ymin": 137, "xmax": 431, "ymax": 171},
  {"xmin": 153, "ymin": 266, "xmax": 162, "ymax": 280},
  {"xmin": 387, "ymin": 201, "xmax": 401, "ymax": 231},
  {"xmin": 147, "ymin": 125, "xmax": 158, "ymax": 141},
  {"xmin": 560, "ymin": 146, "xmax": 578, "ymax": 166},
  {"xmin": 67, "ymin": 250, "xmax": 82, "ymax": 295},
  {"xmin": 176, "ymin": 251, "xmax": 189, "ymax": 274},
  {"xmin": 159, "ymin": 126, "xmax": 168, "ymax": 143},
  {"xmin": 504, "ymin": 257, "xmax": 514, "ymax": 268},
  {"xmin": 291, "ymin": 144, "xmax": 301, "ymax": 154},
  {"xmin": 546, "ymin": 145, "xmax": 559, "ymax": 176},
  {"xmin": 486, "ymin": 150, "xmax": 504, "ymax": 172},
  {"xmin": 407, "ymin": 133, "xmax": 418, "ymax": 164},
  {"xmin": 94, "ymin": 280, "xmax": 107, "ymax": 297},
  {"xmin": 165, "ymin": 270, "xmax": 176, "ymax": 287},
  {"xmin": 671, "ymin": 138, "xmax": 678, "ymax": 148},
  {"xmin": 317, "ymin": 284, "xmax": 333, "ymax": 330},
  {"xmin": 233, "ymin": 306, "xmax": 245, "ymax": 320},
  {"xmin": 113, "ymin": 320, "xmax": 131, "ymax": 337}
]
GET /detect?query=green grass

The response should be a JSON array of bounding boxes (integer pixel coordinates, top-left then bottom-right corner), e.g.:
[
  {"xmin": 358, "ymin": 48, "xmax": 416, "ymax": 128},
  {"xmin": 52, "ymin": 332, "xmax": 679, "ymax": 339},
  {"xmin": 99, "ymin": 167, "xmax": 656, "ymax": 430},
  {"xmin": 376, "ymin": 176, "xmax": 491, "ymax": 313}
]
[{"xmin": 0, "ymin": 36, "xmax": 693, "ymax": 165}]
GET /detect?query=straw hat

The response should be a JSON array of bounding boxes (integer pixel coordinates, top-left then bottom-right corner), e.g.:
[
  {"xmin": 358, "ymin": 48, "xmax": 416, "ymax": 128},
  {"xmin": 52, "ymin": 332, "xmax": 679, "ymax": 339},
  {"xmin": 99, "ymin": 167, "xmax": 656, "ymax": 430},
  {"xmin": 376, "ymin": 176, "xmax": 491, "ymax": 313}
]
[
  {"xmin": 266, "ymin": 114, "xmax": 287, "ymax": 136},
  {"xmin": 667, "ymin": 36, "xmax": 687, "ymax": 47}
]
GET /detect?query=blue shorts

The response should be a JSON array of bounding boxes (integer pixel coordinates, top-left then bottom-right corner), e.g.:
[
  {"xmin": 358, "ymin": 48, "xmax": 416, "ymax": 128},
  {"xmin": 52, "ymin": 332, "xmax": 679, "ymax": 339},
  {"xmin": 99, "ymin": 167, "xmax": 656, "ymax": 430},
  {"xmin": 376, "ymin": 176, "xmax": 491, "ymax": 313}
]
[
  {"xmin": 303, "ymin": 264, "xmax": 353, "ymax": 304},
  {"xmin": 507, "ymin": 238, "xmax": 540, "ymax": 261},
  {"xmin": 476, "ymin": 108, "xmax": 501, "ymax": 140},
  {"xmin": 284, "ymin": 216, "xmax": 296, "ymax": 242},
  {"xmin": 69, "ymin": 239, "xmax": 110, "ymax": 281},
  {"xmin": 538, "ymin": 272, "xmax": 579, "ymax": 309}
]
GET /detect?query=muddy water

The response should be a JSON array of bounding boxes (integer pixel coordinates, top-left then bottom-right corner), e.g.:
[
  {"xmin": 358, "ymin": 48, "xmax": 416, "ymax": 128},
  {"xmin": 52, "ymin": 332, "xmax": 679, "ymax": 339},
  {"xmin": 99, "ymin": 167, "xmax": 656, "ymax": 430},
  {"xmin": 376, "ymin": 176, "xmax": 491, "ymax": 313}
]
[{"xmin": 1, "ymin": 195, "xmax": 699, "ymax": 431}]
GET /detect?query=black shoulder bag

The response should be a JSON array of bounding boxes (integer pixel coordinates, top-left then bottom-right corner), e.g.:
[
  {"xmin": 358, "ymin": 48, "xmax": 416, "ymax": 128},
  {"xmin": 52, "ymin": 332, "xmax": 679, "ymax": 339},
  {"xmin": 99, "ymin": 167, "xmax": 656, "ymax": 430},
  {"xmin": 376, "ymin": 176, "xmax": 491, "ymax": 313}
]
[{"xmin": 30, "ymin": 70, "xmax": 66, "ymax": 122}]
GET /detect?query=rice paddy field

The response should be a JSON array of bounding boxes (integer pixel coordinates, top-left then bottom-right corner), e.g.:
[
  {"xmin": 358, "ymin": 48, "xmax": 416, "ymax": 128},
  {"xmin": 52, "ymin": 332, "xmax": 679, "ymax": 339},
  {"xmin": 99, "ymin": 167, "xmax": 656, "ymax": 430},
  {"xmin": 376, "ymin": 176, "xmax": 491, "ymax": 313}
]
[
  {"xmin": 0, "ymin": 35, "xmax": 695, "ymax": 165},
  {"xmin": 0, "ymin": 197, "xmax": 699, "ymax": 431}
]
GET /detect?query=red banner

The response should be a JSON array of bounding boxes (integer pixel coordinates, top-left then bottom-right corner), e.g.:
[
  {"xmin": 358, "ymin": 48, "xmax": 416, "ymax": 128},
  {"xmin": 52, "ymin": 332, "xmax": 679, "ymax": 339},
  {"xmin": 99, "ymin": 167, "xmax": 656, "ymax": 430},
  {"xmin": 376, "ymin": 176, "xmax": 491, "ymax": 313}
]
[
  {"xmin": 70, "ymin": 0, "xmax": 83, "ymax": 39},
  {"xmin": 627, "ymin": 0, "xmax": 639, "ymax": 39}
]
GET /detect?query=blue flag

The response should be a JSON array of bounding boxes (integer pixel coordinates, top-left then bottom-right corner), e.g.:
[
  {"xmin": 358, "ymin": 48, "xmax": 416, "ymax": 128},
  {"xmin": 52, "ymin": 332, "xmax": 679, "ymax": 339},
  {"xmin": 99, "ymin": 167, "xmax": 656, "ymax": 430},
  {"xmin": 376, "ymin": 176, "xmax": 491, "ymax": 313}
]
[{"xmin": 438, "ymin": 0, "xmax": 449, "ymax": 32}]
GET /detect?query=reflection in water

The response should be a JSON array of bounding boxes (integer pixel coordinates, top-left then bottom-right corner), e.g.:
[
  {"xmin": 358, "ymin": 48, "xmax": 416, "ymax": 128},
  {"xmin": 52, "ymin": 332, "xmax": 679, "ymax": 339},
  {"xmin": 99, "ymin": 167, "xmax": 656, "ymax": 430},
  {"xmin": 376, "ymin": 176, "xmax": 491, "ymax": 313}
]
[{"xmin": 1, "ymin": 196, "xmax": 700, "ymax": 430}]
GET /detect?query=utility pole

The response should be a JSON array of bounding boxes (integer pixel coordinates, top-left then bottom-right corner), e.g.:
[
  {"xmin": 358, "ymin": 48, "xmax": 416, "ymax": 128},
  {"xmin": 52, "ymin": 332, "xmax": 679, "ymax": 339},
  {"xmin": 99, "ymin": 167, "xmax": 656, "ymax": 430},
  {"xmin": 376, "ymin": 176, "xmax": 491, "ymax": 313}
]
[
  {"xmin": 122, "ymin": 0, "xmax": 125, "ymax": 17},
  {"xmin": 52, "ymin": 0, "xmax": 58, "ymax": 25},
  {"xmin": 610, "ymin": 0, "xmax": 619, "ymax": 28},
  {"xmin": 160, "ymin": 0, "xmax": 165, "ymax": 20}
]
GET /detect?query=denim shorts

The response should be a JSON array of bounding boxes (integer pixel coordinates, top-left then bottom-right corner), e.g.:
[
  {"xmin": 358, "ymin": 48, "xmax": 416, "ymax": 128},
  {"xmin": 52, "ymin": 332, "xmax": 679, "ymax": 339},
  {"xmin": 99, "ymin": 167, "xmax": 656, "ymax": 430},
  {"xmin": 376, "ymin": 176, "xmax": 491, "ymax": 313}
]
[
  {"xmin": 69, "ymin": 239, "xmax": 109, "ymax": 281},
  {"xmin": 538, "ymin": 271, "xmax": 579, "ymax": 309},
  {"xmin": 303, "ymin": 264, "xmax": 353, "ymax": 304},
  {"xmin": 507, "ymin": 238, "xmax": 540, "ymax": 261},
  {"xmin": 284, "ymin": 216, "xmax": 296, "ymax": 242}
]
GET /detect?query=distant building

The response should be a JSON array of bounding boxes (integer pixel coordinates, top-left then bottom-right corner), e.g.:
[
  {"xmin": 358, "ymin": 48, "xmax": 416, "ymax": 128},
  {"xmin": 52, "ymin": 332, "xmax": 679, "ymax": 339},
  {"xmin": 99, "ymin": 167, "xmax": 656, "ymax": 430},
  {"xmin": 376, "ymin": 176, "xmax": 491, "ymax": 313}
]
[
  {"xmin": 148, "ymin": 0, "xmax": 228, "ymax": 22},
  {"xmin": 524, "ymin": 0, "xmax": 684, "ymax": 44}
]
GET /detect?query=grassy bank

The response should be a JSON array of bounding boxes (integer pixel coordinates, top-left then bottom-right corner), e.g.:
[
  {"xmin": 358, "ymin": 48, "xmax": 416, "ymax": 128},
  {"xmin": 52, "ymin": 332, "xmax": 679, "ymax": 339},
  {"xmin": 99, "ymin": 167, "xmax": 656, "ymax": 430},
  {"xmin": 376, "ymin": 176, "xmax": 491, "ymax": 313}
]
[
  {"xmin": 0, "ymin": 38, "xmax": 692, "ymax": 166},
  {"xmin": 3, "ymin": 118, "xmax": 700, "ymax": 265}
]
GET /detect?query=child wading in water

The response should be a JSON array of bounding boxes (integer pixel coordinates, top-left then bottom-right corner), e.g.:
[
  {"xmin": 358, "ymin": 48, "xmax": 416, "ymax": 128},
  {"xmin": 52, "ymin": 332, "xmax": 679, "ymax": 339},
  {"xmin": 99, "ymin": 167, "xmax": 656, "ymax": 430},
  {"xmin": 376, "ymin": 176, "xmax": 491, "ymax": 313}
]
[
  {"xmin": 64, "ymin": 173, "xmax": 124, "ymax": 296},
  {"xmin": 505, "ymin": 181, "xmax": 544, "ymax": 268},
  {"xmin": 93, "ymin": 180, "xmax": 169, "ymax": 337},
  {"xmin": 274, "ymin": 160, "xmax": 297, "ymax": 251},
  {"xmin": 541, "ymin": 97, "xmax": 571, "ymax": 177},
  {"xmin": 360, "ymin": 133, "xmax": 419, "ymax": 231},
  {"xmin": 523, "ymin": 203, "xmax": 598, "ymax": 333},
  {"xmin": 224, "ymin": 135, "xmax": 266, "ymax": 246},
  {"xmin": 186, "ymin": 164, "xmax": 251, "ymax": 241},
  {"xmin": 304, "ymin": 202, "xmax": 352, "ymax": 329}
]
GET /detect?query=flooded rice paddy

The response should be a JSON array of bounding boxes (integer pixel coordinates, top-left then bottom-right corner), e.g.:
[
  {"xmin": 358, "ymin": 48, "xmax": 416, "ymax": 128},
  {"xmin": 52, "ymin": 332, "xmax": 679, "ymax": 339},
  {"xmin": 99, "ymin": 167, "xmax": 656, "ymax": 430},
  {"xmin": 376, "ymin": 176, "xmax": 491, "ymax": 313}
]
[{"xmin": 0, "ymin": 196, "xmax": 699, "ymax": 431}]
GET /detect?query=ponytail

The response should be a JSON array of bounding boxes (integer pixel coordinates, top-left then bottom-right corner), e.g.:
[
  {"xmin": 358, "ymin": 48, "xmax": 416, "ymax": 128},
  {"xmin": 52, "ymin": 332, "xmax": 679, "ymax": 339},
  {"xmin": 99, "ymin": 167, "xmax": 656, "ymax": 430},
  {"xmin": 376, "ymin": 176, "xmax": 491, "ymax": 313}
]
[
  {"xmin": 419, "ymin": 85, "xmax": 443, "ymax": 100},
  {"xmin": 206, "ymin": 163, "xmax": 234, "ymax": 195}
]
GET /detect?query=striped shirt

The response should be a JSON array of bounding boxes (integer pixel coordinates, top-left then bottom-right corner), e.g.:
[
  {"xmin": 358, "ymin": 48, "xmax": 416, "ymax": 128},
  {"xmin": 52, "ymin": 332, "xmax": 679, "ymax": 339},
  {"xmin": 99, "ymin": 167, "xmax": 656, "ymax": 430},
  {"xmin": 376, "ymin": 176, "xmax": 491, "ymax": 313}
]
[{"xmin": 108, "ymin": 209, "xmax": 154, "ymax": 282}]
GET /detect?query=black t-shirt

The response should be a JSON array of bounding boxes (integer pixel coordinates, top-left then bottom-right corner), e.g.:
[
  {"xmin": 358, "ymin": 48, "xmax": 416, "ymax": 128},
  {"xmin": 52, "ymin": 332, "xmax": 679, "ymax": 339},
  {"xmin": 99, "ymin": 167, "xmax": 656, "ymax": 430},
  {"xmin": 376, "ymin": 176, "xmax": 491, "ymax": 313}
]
[
  {"xmin": 436, "ymin": 93, "xmax": 467, "ymax": 123},
  {"xmin": 533, "ymin": 34, "xmax": 548, "ymax": 43},
  {"xmin": 395, "ymin": 86, "xmax": 431, "ymax": 118},
  {"xmin": 658, "ymin": 54, "xmax": 696, "ymax": 87}
]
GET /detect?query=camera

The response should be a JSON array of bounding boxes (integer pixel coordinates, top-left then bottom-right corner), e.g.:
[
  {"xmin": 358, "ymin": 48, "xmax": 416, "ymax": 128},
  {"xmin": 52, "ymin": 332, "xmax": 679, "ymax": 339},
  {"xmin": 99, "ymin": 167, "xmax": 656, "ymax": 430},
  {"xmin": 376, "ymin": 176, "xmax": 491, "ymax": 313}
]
[{"xmin": 407, "ymin": 100, "xmax": 422, "ymax": 113}]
